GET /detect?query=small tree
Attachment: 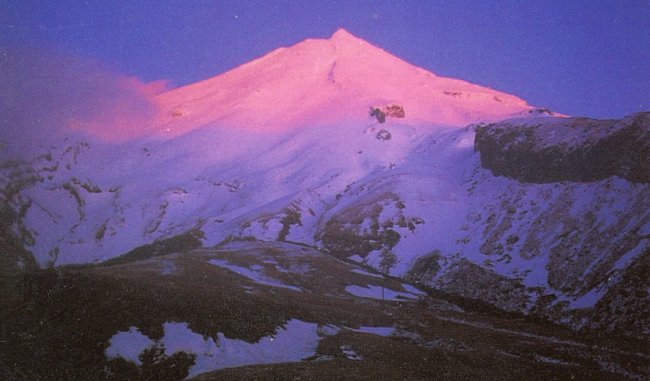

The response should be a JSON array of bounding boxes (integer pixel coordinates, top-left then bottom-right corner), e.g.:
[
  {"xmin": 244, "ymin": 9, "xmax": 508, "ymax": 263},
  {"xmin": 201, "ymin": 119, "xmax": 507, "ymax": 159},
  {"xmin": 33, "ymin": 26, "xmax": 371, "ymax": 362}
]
[{"xmin": 104, "ymin": 346, "xmax": 196, "ymax": 381}]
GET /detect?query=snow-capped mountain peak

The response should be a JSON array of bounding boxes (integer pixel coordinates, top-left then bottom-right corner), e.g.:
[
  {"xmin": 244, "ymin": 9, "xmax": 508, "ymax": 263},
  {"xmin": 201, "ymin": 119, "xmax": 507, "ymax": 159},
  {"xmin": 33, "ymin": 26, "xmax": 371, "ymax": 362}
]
[
  {"xmin": 152, "ymin": 28, "xmax": 535, "ymax": 138},
  {"xmin": 330, "ymin": 27, "xmax": 360, "ymax": 43}
]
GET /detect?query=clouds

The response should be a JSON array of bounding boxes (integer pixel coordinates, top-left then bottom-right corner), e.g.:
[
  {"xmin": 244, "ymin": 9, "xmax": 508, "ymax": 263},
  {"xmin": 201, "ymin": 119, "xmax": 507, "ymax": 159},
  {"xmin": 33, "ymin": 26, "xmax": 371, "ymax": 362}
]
[{"xmin": 0, "ymin": 43, "xmax": 168, "ymax": 156}]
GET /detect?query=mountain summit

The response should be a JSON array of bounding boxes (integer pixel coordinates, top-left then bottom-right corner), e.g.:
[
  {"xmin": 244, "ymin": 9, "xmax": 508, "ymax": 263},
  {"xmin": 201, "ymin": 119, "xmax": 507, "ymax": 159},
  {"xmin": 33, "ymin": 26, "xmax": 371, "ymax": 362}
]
[{"xmin": 153, "ymin": 28, "xmax": 535, "ymax": 137}]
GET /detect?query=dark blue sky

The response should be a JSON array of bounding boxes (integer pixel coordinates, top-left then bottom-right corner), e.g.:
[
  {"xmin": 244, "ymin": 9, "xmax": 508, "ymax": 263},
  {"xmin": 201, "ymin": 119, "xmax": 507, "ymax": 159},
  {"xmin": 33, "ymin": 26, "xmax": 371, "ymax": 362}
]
[{"xmin": 2, "ymin": 0, "xmax": 649, "ymax": 119}]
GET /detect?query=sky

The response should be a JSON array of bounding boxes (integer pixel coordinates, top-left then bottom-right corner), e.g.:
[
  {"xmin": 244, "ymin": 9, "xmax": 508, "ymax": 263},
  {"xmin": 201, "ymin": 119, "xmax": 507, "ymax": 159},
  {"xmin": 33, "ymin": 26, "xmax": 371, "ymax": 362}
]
[{"xmin": 1, "ymin": 0, "xmax": 649, "ymax": 120}]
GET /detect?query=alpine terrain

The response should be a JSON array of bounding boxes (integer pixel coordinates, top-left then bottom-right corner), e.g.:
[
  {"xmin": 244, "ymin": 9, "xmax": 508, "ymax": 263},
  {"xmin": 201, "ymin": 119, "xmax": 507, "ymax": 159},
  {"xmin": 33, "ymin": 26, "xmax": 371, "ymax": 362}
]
[{"xmin": 1, "ymin": 29, "xmax": 648, "ymax": 380}]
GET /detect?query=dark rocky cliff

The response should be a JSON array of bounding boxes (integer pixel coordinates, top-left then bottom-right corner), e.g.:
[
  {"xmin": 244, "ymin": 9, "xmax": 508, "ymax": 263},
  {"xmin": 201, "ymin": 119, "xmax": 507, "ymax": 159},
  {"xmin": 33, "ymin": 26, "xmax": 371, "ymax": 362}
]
[{"xmin": 475, "ymin": 112, "xmax": 650, "ymax": 183}]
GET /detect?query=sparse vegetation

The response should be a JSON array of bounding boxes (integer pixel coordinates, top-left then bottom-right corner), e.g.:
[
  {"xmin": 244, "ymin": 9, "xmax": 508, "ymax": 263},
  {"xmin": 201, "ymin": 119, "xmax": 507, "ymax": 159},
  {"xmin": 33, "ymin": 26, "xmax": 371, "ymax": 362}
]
[
  {"xmin": 95, "ymin": 222, "xmax": 107, "ymax": 241},
  {"xmin": 406, "ymin": 250, "xmax": 442, "ymax": 284},
  {"xmin": 319, "ymin": 193, "xmax": 417, "ymax": 260},
  {"xmin": 215, "ymin": 234, "xmax": 258, "ymax": 248},
  {"xmin": 369, "ymin": 104, "xmax": 405, "ymax": 123},
  {"xmin": 506, "ymin": 234, "xmax": 520, "ymax": 245},
  {"xmin": 278, "ymin": 208, "xmax": 302, "ymax": 241},
  {"xmin": 379, "ymin": 248, "xmax": 397, "ymax": 272},
  {"xmin": 104, "ymin": 346, "xmax": 196, "ymax": 381},
  {"xmin": 71, "ymin": 177, "xmax": 102, "ymax": 193}
]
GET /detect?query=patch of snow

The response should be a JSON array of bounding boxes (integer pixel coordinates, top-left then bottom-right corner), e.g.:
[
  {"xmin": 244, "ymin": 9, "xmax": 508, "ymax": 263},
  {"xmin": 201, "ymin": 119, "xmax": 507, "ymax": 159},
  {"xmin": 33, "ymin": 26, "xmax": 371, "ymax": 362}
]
[
  {"xmin": 355, "ymin": 326, "xmax": 395, "ymax": 337},
  {"xmin": 190, "ymin": 319, "xmax": 322, "ymax": 378},
  {"xmin": 105, "ymin": 327, "xmax": 155, "ymax": 365},
  {"xmin": 340, "ymin": 345, "xmax": 363, "ymax": 361},
  {"xmin": 350, "ymin": 268, "xmax": 383, "ymax": 278},
  {"xmin": 363, "ymin": 249, "xmax": 384, "ymax": 271},
  {"xmin": 208, "ymin": 258, "xmax": 301, "ymax": 292},
  {"xmin": 613, "ymin": 240, "xmax": 648, "ymax": 270},
  {"xmin": 106, "ymin": 320, "xmax": 321, "ymax": 378},
  {"xmin": 345, "ymin": 284, "xmax": 421, "ymax": 301},
  {"xmin": 401, "ymin": 283, "xmax": 427, "ymax": 296},
  {"xmin": 160, "ymin": 322, "xmax": 215, "ymax": 359},
  {"xmin": 569, "ymin": 286, "xmax": 608, "ymax": 310}
]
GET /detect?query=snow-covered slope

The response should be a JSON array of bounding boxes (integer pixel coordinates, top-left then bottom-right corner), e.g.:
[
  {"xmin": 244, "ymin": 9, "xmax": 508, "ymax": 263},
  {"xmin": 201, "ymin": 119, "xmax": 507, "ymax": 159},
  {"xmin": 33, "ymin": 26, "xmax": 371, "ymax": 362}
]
[
  {"xmin": 2, "ymin": 29, "xmax": 647, "ymax": 339},
  {"xmin": 312, "ymin": 120, "xmax": 649, "ymax": 336}
]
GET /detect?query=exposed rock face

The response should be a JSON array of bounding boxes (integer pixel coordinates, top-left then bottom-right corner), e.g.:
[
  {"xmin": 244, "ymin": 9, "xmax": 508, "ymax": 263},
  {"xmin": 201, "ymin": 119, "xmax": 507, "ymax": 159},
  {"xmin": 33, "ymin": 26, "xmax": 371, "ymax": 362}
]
[
  {"xmin": 370, "ymin": 104, "xmax": 406, "ymax": 123},
  {"xmin": 405, "ymin": 251, "xmax": 441, "ymax": 284},
  {"xmin": 434, "ymin": 259, "xmax": 531, "ymax": 312},
  {"xmin": 474, "ymin": 112, "xmax": 650, "ymax": 183},
  {"xmin": 318, "ymin": 192, "xmax": 406, "ymax": 261},
  {"xmin": 587, "ymin": 248, "xmax": 650, "ymax": 337},
  {"xmin": 384, "ymin": 104, "xmax": 405, "ymax": 118}
]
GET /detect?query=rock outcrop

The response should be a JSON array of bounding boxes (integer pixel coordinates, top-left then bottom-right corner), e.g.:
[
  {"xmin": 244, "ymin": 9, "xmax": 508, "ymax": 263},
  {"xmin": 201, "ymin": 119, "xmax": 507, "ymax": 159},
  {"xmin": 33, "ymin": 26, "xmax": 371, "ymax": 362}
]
[{"xmin": 474, "ymin": 112, "xmax": 650, "ymax": 183}]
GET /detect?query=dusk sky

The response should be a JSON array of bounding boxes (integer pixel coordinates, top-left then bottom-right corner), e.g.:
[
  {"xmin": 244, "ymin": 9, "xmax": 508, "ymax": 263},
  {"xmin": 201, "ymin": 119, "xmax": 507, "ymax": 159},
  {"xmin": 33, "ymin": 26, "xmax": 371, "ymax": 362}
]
[{"xmin": 2, "ymin": 0, "xmax": 649, "ymax": 119}]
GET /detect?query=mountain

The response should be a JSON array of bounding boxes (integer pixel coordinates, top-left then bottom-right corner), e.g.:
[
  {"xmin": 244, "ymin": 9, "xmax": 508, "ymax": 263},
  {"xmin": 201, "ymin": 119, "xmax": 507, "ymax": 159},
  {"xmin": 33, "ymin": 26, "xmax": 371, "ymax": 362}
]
[
  {"xmin": 1, "ymin": 29, "xmax": 543, "ymax": 268},
  {"xmin": 152, "ymin": 28, "xmax": 536, "ymax": 137},
  {"xmin": 1, "ymin": 29, "xmax": 648, "ymax": 379}
]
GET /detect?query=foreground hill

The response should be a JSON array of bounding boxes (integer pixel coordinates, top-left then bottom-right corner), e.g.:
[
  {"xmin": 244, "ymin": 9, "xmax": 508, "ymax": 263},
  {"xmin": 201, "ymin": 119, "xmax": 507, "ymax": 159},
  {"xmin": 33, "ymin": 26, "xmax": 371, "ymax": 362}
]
[{"xmin": 1, "ymin": 241, "xmax": 646, "ymax": 380}]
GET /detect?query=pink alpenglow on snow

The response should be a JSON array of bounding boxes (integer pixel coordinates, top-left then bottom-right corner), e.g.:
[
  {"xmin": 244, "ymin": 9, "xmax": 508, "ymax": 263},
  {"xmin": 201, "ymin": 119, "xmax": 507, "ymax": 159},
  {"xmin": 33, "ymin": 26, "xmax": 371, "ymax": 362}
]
[{"xmin": 152, "ymin": 29, "xmax": 536, "ymax": 138}]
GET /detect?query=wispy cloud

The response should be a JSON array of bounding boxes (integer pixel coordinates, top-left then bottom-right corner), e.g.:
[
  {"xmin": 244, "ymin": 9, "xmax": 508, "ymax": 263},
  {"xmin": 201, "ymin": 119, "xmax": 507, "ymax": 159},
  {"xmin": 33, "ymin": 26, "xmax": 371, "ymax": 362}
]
[{"xmin": 0, "ymin": 43, "xmax": 168, "ymax": 155}]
